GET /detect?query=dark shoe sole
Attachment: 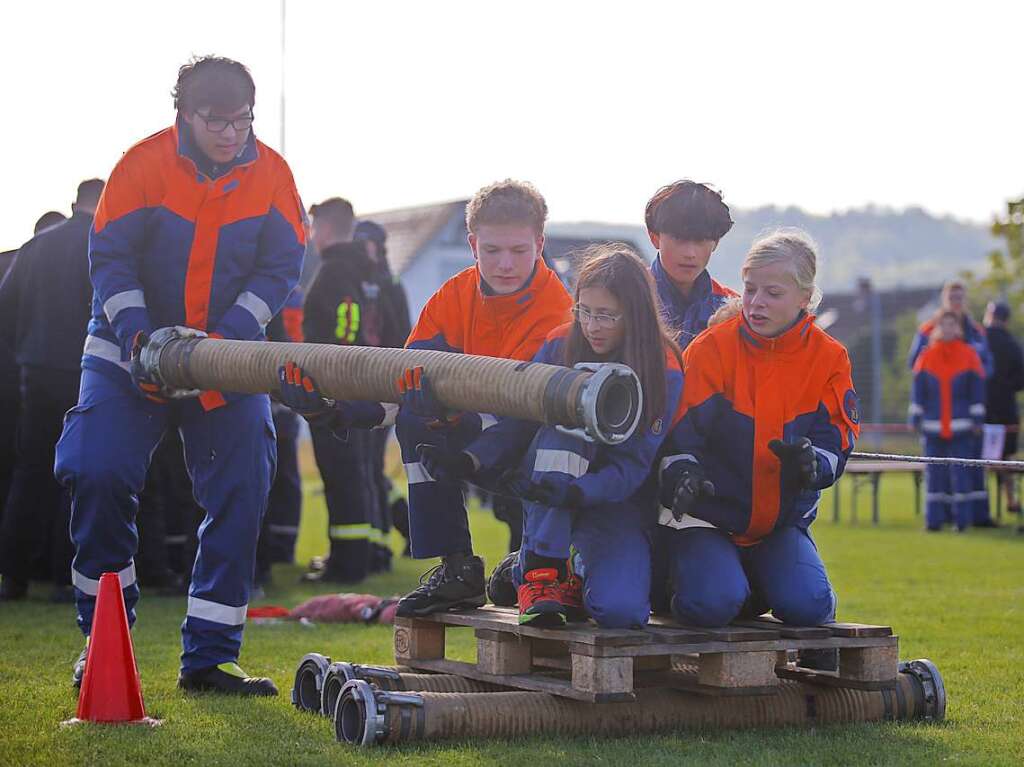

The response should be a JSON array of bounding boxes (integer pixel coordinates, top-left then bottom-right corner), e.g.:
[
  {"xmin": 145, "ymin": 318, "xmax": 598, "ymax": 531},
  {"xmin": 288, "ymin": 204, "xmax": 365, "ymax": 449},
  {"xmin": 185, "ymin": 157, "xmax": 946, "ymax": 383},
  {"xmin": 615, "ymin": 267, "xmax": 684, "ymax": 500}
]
[
  {"xmin": 177, "ymin": 676, "xmax": 278, "ymax": 697},
  {"xmin": 395, "ymin": 593, "xmax": 486, "ymax": 618},
  {"xmin": 519, "ymin": 609, "xmax": 567, "ymax": 628}
]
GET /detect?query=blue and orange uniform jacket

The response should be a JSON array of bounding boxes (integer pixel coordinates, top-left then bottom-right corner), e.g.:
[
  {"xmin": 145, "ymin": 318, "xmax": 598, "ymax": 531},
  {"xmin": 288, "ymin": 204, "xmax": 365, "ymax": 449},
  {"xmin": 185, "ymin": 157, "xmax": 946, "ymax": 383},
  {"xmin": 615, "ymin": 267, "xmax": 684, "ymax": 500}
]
[
  {"xmin": 467, "ymin": 324, "xmax": 685, "ymax": 510},
  {"xmin": 908, "ymin": 316, "xmax": 991, "ymax": 375},
  {"xmin": 909, "ymin": 339, "xmax": 985, "ymax": 438},
  {"xmin": 406, "ymin": 261, "xmax": 572, "ymax": 358},
  {"xmin": 660, "ymin": 312, "xmax": 860, "ymax": 544},
  {"xmin": 84, "ymin": 120, "xmax": 306, "ymax": 409},
  {"xmin": 652, "ymin": 258, "xmax": 737, "ymax": 350}
]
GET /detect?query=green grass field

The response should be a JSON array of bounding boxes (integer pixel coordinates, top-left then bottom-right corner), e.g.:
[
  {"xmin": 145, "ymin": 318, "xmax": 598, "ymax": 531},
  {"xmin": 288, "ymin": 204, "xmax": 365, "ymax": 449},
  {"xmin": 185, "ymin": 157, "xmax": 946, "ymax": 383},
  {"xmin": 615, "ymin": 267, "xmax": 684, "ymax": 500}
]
[{"xmin": 1, "ymin": 467, "xmax": 1022, "ymax": 766}]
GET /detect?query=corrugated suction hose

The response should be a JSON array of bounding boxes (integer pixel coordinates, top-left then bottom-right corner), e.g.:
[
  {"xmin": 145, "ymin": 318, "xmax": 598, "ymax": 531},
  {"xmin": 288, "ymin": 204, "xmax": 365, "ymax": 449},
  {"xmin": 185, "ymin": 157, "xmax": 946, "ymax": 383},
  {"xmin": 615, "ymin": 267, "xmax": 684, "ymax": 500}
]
[
  {"xmin": 334, "ymin": 658, "xmax": 947, "ymax": 746},
  {"xmin": 141, "ymin": 334, "xmax": 642, "ymax": 444}
]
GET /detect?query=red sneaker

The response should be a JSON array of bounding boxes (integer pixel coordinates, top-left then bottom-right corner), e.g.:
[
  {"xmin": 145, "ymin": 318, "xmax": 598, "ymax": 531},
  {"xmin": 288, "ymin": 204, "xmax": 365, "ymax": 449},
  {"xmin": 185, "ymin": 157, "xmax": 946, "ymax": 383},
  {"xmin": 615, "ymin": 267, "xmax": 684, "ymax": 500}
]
[
  {"xmin": 561, "ymin": 560, "xmax": 586, "ymax": 623},
  {"xmin": 517, "ymin": 568, "xmax": 567, "ymax": 627}
]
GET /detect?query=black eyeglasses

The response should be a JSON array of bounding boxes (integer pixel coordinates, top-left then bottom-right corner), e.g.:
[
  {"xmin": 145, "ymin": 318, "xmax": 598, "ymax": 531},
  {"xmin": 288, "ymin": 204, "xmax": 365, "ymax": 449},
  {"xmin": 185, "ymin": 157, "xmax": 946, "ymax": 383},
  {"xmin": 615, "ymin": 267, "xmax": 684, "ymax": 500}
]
[{"xmin": 195, "ymin": 111, "xmax": 254, "ymax": 133}]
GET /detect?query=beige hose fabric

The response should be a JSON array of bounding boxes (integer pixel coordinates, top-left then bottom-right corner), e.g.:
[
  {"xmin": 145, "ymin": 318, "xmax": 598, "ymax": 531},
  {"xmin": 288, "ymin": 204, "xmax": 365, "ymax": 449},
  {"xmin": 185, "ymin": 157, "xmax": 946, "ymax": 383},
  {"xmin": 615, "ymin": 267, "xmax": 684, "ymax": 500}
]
[
  {"xmin": 335, "ymin": 663, "xmax": 940, "ymax": 745},
  {"xmin": 152, "ymin": 338, "xmax": 639, "ymax": 441}
]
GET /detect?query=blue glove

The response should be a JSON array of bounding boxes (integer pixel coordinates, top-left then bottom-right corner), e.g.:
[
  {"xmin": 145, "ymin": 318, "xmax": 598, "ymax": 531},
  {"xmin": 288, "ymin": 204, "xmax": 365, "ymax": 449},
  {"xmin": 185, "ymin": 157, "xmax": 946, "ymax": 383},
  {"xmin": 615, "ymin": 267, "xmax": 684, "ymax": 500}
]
[
  {"xmin": 397, "ymin": 366, "xmax": 459, "ymax": 429},
  {"xmin": 278, "ymin": 361, "xmax": 335, "ymax": 417},
  {"xmin": 416, "ymin": 443, "xmax": 476, "ymax": 483},
  {"xmin": 524, "ymin": 477, "xmax": 583, "ymax": 508}
]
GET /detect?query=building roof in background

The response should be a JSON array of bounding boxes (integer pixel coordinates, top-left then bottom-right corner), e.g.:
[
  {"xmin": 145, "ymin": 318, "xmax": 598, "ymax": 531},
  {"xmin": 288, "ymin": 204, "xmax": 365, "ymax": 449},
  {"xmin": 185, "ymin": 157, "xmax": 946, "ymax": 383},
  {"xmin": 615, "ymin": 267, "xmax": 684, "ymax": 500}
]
[
  {"xmin": 816, "ymin": 285, "xmax": 940, "ymax": 344},
  {"xmin": 361, "ymin": 199, "xmax": 467, "ymax": 275}
]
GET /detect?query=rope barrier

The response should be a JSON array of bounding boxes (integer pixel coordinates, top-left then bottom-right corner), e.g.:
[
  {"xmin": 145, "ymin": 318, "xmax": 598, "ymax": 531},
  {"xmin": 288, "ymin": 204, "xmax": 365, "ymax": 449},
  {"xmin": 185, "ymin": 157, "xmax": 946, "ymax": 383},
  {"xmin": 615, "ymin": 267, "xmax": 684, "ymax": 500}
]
[{"xmin": 850, "ymin": 451, "xmax": 1024, "ymax": 470}]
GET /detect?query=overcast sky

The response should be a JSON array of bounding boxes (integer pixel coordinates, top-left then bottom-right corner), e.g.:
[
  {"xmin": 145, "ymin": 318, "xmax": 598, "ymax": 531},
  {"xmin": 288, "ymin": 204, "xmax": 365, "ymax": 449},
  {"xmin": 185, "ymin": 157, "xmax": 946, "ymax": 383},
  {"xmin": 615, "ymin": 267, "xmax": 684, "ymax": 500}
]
[{"xmin": 3, "ymin": 0, "xmax": 1021, "ymax": 248}]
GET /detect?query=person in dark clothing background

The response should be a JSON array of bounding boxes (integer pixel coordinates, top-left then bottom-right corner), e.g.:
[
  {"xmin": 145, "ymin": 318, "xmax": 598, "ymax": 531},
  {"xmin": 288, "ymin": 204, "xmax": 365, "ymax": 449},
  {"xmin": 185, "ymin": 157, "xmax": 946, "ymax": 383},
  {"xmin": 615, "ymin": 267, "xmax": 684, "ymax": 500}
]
[
  {"xmin": 983, "ymin": 301, "xmax": 1024, "ymax": 518},
  {"xmin": 300, "ymin": 199, "xmax": 397, "ymax": 583},
  {"xmin": 0, "ymin": 247, "xmax": 18, "ymax": 548},
  {"xmin": 354, "ymin": 220, "xmax": 413, "ymax": 562},
  {"xmin": 33, "ymin": 211, "xmax": 67, "ymax": 234},
  {"xmin": 0, "ymin": 180, "xmax": 103, "ymax": 601}
]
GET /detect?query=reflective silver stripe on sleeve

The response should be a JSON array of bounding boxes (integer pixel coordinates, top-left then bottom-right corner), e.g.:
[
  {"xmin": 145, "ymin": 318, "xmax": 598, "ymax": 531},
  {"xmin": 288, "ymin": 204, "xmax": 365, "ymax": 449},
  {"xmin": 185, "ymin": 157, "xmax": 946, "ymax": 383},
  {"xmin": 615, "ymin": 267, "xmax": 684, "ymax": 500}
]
[
  {"xmin": 103, "ymin": 289, "xmax": 146, "ymax": 323},
  {"xmin": 377, "ymin": 403, "xmax": 399, "ymax": 429},
  {"xmin": 71, "ymin": 562, "xmax": 137, "ymax": 596},
  {"xmin": 969, "ymin": 404, "xmax": 985, "ymax": 416},
  {"xmin": 83, "ymin": 335, "xmax": 131, "ymax": 371},
  {"xmin": 660, "ymin": 454, "xmax": 699, "ymax": 473},
  {"xmin": 234, "ymin": 291, "xmax": 274, "ymax": 330},
  {"xmin": 187, "ymin": 596, "xmax": 248, "ymax": 626},
  {"xmin": 657, "ymin": 506, "xmax": 717, "ymax": 530},
  {"xmin": 949, "ymin": 418, "xmax": 975, "ymax": 432},
  {"xmin": 480, "ymin": 414, "xmax": 498, "ymax": 430},
  {"xmin": 405, "ymin": 461, "xmax": 434, "ymax": 484},
  {"xmin": 921, "ymin": 420, "xmax": 941, "ymax": 433},
  {"xmin": 813, "ymin": 447, "xmax": 839, "ymax": 478},
  {"xmin": 908, "ymin": 403, "xmax": 923, "ymax": 415},
  {"xmin": 533, "ymin": 449, "xmax": 589, "ymax": 478}
]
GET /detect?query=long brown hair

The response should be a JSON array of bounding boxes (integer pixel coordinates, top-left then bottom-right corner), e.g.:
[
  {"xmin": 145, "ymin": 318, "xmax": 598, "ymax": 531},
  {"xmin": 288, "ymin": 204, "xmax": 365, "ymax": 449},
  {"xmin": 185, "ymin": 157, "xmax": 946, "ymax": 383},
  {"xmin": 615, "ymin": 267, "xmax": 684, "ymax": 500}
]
[{"xmin": 563, "ymin": 244, "xmax": 681, "ymax": 428}]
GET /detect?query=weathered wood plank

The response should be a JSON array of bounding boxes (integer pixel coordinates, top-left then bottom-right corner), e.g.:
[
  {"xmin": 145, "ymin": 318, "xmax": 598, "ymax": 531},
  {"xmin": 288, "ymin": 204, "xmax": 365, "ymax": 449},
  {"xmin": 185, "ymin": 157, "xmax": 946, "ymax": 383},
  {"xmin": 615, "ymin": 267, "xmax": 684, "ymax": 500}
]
[
  {"xmin": 698, "ymin": 651, "xmax": 779, "ymax": 688},
  {"xmin": 476, "ymin": 633, "xmax": 532, "ymax": 676},
  {"xmin": 571, "ymin": 654, "xmax": 634, "ymax": 696},
  {"xmin": 839, "ymin": 644, "xmax": 899, "ymax": 681},
  {"xmin": 393, "ymin": 617, "xmax": 445, "ymax": 662}
]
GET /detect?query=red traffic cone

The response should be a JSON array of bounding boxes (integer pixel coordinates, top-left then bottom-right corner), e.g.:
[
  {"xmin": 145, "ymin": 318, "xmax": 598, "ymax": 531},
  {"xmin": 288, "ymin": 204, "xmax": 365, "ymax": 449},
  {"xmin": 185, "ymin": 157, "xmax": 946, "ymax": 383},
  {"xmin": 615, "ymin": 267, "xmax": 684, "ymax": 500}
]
[{"xmin": 71, "ymin": 572, "xmax": 156, "ymax": 725}]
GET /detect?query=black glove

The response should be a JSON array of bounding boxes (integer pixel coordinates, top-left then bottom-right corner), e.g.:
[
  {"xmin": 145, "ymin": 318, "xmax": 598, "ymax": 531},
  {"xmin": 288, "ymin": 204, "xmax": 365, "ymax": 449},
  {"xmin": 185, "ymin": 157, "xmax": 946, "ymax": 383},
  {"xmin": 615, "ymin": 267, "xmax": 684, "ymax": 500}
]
[
  {"xmin": 130, "ymin": 331, "xmax": 167, "ymax": 403},
  {"xmin": 662, "ymin": 461, "xmax": 716, "ymax": 522},
  {"xmin": 768, "ymin": 437, "xmax": 819, "ymax": 492},
  {"xmin": 522, "ymin": 478, "xmax": 583, "ymax": 509},
  {"xmin": 416, "ymin": 444, "xmax": 476, "ymax": 484}
]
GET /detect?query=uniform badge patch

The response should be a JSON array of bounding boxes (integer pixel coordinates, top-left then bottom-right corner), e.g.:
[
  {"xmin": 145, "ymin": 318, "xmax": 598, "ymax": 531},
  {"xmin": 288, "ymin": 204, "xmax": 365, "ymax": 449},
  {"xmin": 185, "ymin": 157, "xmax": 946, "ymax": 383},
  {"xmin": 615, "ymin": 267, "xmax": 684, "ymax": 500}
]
[{"xmin": 844, "ymin": 389, "xmax": 860, "ymax": 425}]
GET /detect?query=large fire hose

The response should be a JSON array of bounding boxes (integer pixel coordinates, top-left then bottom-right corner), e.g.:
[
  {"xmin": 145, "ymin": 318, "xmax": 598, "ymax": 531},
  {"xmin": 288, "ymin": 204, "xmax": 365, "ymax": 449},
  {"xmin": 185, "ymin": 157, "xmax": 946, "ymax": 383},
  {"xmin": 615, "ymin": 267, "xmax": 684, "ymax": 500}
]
[
  {"xmin": 292, "ymin": 656, "xmax": 504, "ymax": 717},
  {"xmin": 138, "ymin": 331, "xmax": 642, "ymax": 444},
  {"xmin": 333, "ymin": 659, "xmax": 946, "ymax": 746}
]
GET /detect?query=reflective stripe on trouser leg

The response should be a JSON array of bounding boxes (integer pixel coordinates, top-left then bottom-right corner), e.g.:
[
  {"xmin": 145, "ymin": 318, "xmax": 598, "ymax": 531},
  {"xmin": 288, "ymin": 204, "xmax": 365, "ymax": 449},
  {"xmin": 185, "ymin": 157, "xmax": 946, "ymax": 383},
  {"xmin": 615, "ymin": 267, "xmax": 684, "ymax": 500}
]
[
  {"xmin": 310, "ymin": 425, "xmax": 374, "ymax": 578},
  {"xmin": 395, "ymin": 413, "xmax": 472, "ymax": 558},
  {"xmin": 54, "ymin": 367, "xmax": 167, "ymax": 636},
  {"xmin": 572, "ymin": 501, "xmax": 652, "ymax": 629},
  {"xmin": 924, "ymin": 436, "xmax": 953, "ymax": 530},
  {"xmin": 967, "ymin": 432, "xmax": 991, "ymax": 524},
  {"xmin": 179, "ymin": 393, "xmax": 275, "ymax": 672}
]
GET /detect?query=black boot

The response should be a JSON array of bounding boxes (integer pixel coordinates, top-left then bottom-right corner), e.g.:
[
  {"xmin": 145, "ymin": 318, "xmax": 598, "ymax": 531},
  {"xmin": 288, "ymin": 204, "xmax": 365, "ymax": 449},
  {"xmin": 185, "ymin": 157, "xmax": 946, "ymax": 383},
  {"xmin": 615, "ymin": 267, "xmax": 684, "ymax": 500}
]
[
  {"xmin": 396, "ymin": 553, "xmax": 486, "ymax": 617},
  {"xmin": 486, "ymin": 550, "xmax": 519, "ymax": 607},
  {"xmin": 177, "ymin": 663, "xmax": 278, "ymax": 696}
]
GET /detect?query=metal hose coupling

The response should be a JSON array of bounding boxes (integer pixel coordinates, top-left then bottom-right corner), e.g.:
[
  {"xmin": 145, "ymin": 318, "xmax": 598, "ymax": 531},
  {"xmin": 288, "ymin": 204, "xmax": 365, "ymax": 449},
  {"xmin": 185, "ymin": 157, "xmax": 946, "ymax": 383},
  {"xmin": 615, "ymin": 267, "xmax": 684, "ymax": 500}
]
[
  {"xmin": 898, "ymin": 659, "xmax": 947, "ymax": 722},
  {"xmin": 291, "ymin": 653, "xmax": 332, "ymax": 714},
  {"xmin": 335, "ymin": 679, "xmax": 424, "ymax": 747},
  {"xmin": 139, "ymin": 336, "xmax": 643, "ymax": 445}
]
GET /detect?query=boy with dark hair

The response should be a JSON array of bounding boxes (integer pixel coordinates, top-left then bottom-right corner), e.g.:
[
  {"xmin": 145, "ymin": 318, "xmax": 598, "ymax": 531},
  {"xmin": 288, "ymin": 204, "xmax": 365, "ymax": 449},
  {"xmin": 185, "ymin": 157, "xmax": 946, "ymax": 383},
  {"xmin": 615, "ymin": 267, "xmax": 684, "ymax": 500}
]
[
  {"xmin": 646, "ymin": 180, "xmax": 736, "ymax": 348},
  {"xmin": 55, "ymin": 55, "xmax": 305, "ymax": 697}
]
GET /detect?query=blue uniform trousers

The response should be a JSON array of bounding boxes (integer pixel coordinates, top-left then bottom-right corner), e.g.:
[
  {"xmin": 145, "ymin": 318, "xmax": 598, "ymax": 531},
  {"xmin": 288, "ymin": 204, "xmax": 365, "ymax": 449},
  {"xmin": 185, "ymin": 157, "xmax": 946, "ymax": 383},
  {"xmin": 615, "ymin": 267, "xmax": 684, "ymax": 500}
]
[
  {"xmin": 669, "ymin": 525, "xmax": 836, "ymax": 628},
  {"xmin": 516, "ymin": 501, "xmax": 652, "ymax": 629},
  {"xmin": 259, "ymin": 407, "xmax": 302, "ymax": 565},
  {"xmin": 54, "ymin": 367, "xmax": 276, "ymax": 672},
  {"xmin": 923, "ymin": 434, "xmax": 973, "ymax": 531},
  {"xmin": 396, "ymin": 414, "xmax": 474, "ymax": 559},
  {"xmin": 967, "ymin": 432, "xmax": 992, "ymax": 525}
]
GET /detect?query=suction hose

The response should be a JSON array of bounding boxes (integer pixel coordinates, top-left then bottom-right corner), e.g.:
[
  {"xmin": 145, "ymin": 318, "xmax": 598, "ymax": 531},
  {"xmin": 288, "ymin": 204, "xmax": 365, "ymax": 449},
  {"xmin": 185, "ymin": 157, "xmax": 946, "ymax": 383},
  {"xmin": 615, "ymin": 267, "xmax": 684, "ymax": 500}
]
[
  {"xmin": 139, "ymin": 333, "xmax": 642, "ymax": 444},
  {"xmin": 295, "ymin": 661, "xmax": 506, "ymax": 718},
  {"xmin": 334, "ymin": 658, "xmax": 947, "ymax": 746}
]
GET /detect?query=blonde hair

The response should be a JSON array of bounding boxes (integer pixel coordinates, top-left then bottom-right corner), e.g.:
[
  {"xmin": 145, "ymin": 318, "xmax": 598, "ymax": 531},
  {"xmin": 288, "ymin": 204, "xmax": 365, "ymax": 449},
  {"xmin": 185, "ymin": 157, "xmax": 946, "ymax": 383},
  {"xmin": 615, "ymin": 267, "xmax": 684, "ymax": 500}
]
[
  {"xmin": 741, "ymin": 228, "xmax": 822, "ymax": 312},
  {"xmin": 707, "ymin": 297, "xmax": 742, "ymax": 327},
  {"xmin": 465, "ymin": 179, "xmax": 548, "ymax": 236}
]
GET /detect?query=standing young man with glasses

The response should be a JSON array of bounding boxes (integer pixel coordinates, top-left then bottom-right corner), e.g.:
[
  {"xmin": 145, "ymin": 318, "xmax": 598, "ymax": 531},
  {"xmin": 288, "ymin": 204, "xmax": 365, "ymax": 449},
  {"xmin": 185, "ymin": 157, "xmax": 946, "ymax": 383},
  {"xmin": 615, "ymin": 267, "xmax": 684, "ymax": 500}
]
[{"xmin": 55, "ymin": 56, "xmax": 306, "ymax": 696}]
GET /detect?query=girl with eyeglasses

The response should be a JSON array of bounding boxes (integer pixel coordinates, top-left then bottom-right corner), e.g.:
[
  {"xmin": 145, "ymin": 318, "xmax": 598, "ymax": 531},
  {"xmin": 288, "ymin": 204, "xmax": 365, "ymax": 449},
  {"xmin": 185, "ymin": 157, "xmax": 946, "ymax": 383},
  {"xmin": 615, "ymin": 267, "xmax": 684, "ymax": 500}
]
[{"xmin": 418, "ymin": 243, "xmax": 683, "ymax": 628}]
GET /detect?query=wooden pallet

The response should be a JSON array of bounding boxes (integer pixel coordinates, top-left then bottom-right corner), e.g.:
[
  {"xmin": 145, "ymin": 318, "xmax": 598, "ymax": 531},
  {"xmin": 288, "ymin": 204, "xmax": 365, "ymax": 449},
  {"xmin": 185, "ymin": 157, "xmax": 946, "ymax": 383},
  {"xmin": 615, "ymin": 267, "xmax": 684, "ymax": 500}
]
[{"xmin": 394, "ymin": 607, "xmax": 898, "ymax": 703}]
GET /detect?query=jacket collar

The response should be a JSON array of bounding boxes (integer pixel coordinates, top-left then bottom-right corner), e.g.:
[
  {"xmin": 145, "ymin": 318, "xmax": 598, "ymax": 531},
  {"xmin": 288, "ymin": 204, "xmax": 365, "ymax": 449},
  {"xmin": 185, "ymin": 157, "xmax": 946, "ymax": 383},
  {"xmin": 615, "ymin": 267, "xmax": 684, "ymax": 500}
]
[
  {"xmin": 652, "ymin": 256, "xmax": 712, "ymax": 314},
  {"xmin": 475, "ymin": 260, "xmax": 551, "ymax": 317},
  {"xmin": 739, "ymin": 311, "xmax": 815, "ymax": 355},
  {"xmin": 173, "ymin": 116, "xmax": 259, "ymax": 181}
]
